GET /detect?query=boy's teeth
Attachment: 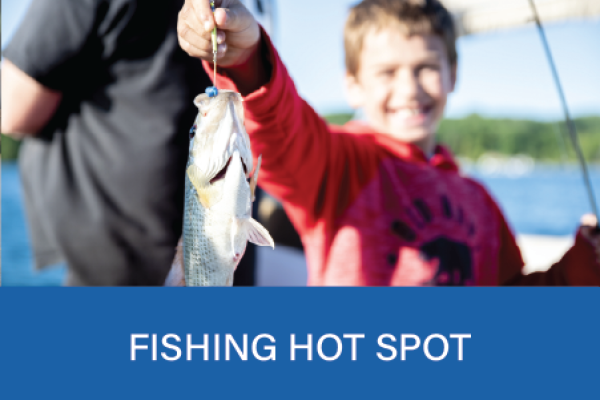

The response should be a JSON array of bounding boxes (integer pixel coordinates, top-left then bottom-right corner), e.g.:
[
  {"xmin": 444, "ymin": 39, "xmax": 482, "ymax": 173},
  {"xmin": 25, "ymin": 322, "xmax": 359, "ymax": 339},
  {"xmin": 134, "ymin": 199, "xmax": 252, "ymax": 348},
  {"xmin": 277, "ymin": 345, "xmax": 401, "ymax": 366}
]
[
  {"xmin": 397, "ymin": 109, "xmax": 410, "ymax": 118},
  {"xmin": 396, "ymin": 109, "xmax": 420, "ymax": 118}
]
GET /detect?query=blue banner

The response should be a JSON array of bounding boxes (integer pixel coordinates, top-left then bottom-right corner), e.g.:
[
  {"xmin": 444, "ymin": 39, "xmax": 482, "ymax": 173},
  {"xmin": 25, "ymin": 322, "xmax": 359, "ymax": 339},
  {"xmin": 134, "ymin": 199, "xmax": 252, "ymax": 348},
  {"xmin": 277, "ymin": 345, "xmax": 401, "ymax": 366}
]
[{"xmin": 0, "ymin": 288, "xmax": 598, "ymax": 399}]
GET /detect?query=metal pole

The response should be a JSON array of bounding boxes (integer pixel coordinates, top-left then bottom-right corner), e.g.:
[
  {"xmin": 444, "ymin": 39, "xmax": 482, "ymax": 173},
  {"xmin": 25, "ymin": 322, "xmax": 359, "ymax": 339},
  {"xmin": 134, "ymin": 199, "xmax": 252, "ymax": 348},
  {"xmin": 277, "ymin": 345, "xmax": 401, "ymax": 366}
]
[{"xmin": 528, "ymin": 0, "xmax": 599, "ymax": 230}]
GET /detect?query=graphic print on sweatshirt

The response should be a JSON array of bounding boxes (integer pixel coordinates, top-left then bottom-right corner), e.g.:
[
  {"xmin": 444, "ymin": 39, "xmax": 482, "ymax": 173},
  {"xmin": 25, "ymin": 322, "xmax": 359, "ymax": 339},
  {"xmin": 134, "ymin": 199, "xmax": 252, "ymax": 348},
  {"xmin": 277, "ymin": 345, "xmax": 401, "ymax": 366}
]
[{"xmin": 306, "ymin": 157, "xmax": 501, "ymax": 286}]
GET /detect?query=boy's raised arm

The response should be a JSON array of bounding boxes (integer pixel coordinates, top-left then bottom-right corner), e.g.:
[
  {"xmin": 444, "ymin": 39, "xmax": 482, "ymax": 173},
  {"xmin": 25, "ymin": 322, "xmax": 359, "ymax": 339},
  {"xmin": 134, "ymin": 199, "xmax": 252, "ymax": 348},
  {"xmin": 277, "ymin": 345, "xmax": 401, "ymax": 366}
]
[{"xmin": 178, "ymin": 1, "xmax": 366, "ymax": 230}]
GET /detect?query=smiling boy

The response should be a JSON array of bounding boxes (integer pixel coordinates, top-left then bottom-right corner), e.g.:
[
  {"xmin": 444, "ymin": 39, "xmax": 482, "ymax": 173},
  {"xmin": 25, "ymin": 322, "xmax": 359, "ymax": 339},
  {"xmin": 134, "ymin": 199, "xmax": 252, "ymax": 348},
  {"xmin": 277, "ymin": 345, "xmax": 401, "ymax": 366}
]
[
  {"xmin": 343, "ymin": 3, "xmax": 456, "ymax": 156},
  {"xmin": 178, "ymin": 0, "xmax": 600, "ymax": 285}
]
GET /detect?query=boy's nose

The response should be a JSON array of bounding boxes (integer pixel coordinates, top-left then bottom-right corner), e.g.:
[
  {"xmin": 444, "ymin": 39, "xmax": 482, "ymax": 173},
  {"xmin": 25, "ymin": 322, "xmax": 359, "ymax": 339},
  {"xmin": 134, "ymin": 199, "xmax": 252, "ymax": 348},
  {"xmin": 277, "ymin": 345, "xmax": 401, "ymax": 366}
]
[{"xmin": 394, "ymin": 69, "xmax": 421, "ymax": 100}]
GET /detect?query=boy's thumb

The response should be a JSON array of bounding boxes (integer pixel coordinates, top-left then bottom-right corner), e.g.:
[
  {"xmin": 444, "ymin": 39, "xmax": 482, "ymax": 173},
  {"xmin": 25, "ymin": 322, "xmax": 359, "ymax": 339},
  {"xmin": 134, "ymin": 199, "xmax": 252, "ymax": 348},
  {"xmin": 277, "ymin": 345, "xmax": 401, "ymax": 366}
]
[
  {"xmin": 580, "ymin": 213, "xmax": 600, "ymax": 234},
  {"xmin": 581, "ymin": 213, "xmax": 598, "ymax": 227},
  {"xmin": 190, "ymin": 0, "xmax": 215, "ymax": 24},
  {"xmin": 214, "ymin": 5, "xmax": 248, "ymax": 32}
]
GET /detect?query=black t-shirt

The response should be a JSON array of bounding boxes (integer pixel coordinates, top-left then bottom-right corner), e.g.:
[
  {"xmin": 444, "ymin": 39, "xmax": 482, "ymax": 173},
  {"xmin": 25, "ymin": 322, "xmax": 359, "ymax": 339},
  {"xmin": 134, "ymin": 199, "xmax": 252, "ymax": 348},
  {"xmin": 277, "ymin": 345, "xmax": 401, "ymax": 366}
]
[{"xmin": 4, "ymin": 0, "xmax": 211, "ymax": 285}]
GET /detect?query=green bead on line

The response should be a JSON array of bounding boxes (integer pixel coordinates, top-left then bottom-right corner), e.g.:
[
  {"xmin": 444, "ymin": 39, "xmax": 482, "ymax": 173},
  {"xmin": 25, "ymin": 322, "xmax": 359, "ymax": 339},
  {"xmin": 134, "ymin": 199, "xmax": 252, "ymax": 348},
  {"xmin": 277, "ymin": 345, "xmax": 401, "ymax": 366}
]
[
  {"xmin": 210, "ymin": 1, "xmax": 218, "ymax": 53},
  {"xmin": 210, "ymin": 0, "xmax": 218, "ymax": 89}
]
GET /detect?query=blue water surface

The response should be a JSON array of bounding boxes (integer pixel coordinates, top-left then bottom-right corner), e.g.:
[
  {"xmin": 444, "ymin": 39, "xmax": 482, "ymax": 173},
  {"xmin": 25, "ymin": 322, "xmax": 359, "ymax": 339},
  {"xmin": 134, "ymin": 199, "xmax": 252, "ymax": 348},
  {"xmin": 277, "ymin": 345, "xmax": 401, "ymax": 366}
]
[
  {"xmin": 2, "ymin": 162, "xmax": 67, "ymax": 286},
  {"xmin": 469, "ymin": 166, "xmax": 600, "ymax": 236},
  {"xmin": 2, "ymin": 161, "xmax": 600, "ymax": 286}
]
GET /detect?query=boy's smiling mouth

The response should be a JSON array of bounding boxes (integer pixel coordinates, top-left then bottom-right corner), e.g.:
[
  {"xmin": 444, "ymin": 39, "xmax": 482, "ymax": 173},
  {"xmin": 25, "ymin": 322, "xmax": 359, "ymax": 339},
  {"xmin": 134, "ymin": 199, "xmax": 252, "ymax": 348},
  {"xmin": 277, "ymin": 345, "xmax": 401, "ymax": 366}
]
[{"xmin": 387, "ymin": 104, "xmax": 434, "ymax": 127}]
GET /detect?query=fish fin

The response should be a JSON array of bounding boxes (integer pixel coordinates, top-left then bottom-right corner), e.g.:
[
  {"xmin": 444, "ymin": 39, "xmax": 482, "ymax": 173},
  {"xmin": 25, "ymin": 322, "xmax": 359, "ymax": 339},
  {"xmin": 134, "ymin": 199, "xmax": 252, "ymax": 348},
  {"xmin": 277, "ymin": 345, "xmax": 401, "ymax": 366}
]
[
  {"xmin": 187, "ymin": 164, "xmax": 219, "ymax": 208},
  {"xmin": 245, "ymin": 217, "xmax": 275, "ymax": 249},
  {"xmin": 231, "ymin": 218, "xmax": 247, "ymax": 268},
  {"xmin": 164, "ymin": 238, "xmax": 186, "ymax": 286},
  {"xmin": 250, "ymin": 154, "xmax": 262, "ymax": 202}
]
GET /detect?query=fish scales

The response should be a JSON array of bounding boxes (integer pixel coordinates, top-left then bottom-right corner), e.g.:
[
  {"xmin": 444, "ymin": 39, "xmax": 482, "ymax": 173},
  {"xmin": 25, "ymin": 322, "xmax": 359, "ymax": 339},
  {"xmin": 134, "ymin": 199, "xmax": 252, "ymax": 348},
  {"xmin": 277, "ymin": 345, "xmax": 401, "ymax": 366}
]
[
  {"xmin": 183, "ymin": 168, "xmax": 236, "ymax": 286},
  {"xmin": 178, "ymin": 90, "xmax": 274, "ymax": 287}
]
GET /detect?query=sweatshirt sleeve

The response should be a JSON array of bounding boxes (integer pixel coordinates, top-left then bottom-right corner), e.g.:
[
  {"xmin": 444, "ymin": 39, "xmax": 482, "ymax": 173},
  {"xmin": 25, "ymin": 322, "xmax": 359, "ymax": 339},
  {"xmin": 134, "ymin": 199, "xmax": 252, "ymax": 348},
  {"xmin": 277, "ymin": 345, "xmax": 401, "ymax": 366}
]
[
  {"xmin": 495, "ymin": 201, "xmax": 600, "ymax": 286},
  {"xmin": 202, "ymin": 28, "xmax": 380, "ymax": 232},
  {"xmin": 504, "ymin": 230, "xmax": 600, "ymax": 286}
]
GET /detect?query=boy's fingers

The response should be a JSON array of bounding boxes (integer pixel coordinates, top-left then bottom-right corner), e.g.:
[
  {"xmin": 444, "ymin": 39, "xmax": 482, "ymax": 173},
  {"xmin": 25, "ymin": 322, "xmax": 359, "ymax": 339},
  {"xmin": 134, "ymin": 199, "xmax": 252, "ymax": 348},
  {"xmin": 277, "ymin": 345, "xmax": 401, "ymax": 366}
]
[
  {"xmin": 179, "ymin": 33, "xmax": 227, "ymax": 60},
  {"xmin": 179, "ymin": 2, "xmax": 209, "ymax": 36},
  {"xmin": 190, "ymin": 0, "xmax": 216, "ymax": 31},
  {"xmin": 214, "ymin": 7, "xmax": 246, "ymax": 32},
  {"xmin": 580, "ymin": 213, "xmax": 598, "ymax": 228},
  {"xmin": 178, "ymin": 17, "xmax": 212, "ymax": 48},
  {"xmin": 178, "ymin": 35, "xmax": 212, "ymax": 59},
  {"xmin": 216, "ymin": 30, "xmax": 226, "ymax": 44}
]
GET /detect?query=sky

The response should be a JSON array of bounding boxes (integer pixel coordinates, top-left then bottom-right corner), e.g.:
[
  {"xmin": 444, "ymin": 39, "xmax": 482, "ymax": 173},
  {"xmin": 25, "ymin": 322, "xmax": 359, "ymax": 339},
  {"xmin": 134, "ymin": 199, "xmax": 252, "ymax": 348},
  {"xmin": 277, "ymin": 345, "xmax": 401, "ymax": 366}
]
[{"xmin": 3, "ymin": 0, "xmax": 600, "ymax": 120}]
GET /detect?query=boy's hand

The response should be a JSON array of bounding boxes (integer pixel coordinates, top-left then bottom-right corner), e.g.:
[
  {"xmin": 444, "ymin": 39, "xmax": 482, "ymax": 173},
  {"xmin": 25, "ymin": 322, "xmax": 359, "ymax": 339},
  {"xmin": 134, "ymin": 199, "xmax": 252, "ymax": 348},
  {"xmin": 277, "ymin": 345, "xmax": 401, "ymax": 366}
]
[
  {"xmin": 580, "ymin": 214, "xmax": 600, "ymax": 264},
  {"xmin": 178, "ymin": 0, "xmax": 260, "ymax": 67}
]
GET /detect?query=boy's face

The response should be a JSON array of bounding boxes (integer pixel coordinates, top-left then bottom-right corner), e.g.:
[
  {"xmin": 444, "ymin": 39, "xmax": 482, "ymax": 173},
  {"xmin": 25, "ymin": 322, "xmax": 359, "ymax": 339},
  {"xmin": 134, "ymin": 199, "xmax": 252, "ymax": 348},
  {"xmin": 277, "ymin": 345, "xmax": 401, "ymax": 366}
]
[{"xmin": 346, "ymin": 29, "xmax": 456, "ymax": 154}]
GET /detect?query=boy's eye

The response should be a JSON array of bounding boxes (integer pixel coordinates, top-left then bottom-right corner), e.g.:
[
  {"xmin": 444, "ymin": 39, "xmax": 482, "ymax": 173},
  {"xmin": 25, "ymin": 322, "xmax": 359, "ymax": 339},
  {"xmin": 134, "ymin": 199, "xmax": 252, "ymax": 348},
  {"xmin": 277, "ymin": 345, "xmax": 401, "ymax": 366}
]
[
  {"xmin": 378, "ymin": 69, "xmax": 396, "ymax": 78},
  {"xmin": 419, "ymin": 64, "xmax": 440, "ymax": 72}
]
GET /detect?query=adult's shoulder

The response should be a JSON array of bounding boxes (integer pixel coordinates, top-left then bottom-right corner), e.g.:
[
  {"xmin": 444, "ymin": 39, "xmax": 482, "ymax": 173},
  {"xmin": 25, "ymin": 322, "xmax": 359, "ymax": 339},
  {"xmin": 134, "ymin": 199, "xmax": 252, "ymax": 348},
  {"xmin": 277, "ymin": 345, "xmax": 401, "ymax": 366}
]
[{"xmin": 2, "ymin": 0, "xmax": 105, "ymax": 91}]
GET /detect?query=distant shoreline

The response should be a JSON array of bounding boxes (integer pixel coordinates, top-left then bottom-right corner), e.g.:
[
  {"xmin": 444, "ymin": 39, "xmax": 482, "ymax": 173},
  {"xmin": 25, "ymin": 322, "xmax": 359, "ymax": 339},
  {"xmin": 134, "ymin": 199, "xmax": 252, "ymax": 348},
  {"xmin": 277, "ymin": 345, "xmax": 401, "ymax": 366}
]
[{"xmin": 3, "ymin": 113, "xmax": 600, "ymax": 162}]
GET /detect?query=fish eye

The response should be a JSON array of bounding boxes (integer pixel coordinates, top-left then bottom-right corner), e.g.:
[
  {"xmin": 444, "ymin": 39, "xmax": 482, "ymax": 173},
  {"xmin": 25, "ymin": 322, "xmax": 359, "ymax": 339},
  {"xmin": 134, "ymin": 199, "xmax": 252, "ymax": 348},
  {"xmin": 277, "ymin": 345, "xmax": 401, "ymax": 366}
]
[
  {"xmin": 189, "ymin": 124, "xmax": 196, "ymax": 139},
  {"xmin": 195, "ymin": 98, "xmax": 211, "ymax": 114}
]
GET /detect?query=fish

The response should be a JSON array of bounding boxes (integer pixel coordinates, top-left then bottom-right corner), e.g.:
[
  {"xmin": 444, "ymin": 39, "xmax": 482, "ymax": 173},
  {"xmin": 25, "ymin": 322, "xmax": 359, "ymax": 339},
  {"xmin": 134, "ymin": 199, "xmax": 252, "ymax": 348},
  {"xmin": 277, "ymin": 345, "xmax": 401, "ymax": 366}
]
[{"xmin": 167, "ymin": 89, "xmax": 274, "ymax": 287}]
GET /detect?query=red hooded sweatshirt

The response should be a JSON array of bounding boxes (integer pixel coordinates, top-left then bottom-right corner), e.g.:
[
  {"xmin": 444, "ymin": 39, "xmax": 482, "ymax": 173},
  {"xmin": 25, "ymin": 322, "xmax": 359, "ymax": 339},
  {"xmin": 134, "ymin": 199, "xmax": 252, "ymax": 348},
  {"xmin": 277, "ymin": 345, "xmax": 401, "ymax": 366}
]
[{"xmin": 204, "ymin": 31, "xmax": 600, "ymax": 286}]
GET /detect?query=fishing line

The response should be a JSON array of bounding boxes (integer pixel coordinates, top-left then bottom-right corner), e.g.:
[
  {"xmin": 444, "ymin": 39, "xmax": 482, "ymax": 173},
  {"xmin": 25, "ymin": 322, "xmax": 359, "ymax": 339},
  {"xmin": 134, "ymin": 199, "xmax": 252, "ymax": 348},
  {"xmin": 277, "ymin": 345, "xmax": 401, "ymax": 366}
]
[
  {"xmin": 211, "ymin": 1, "xmax": 218, "ymax": 84},
  {"xmin": 205, "ymin": 1, "xmax": 219, "ymax": 97},
  {"xmin": 528, "ymin": 0, "xmax": 599, "ymax": 230}
]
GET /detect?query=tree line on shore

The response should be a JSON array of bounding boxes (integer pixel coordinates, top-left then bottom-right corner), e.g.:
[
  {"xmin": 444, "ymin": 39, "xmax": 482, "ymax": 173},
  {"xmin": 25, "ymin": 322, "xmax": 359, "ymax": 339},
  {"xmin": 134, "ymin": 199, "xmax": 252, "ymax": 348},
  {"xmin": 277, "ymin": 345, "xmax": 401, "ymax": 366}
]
[
  {"xmin": 324, "ymin": 113, "xmax": 600, "ymax": 163},
  {"xmin": 2, "ymin": 114, "xmax": 599, "ymax": 163}
]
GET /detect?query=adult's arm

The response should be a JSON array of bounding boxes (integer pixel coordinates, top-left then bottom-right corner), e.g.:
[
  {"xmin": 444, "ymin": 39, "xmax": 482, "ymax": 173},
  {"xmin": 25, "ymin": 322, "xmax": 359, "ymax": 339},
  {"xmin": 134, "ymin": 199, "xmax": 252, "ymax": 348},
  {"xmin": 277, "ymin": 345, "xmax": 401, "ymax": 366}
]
[
  {"xmin": 1, "ymin": 59, "xmax": 62, "ymax": 139},
  {"xmin": 2, "ymin": 0, "xmax": 98, "ymax": 138}
]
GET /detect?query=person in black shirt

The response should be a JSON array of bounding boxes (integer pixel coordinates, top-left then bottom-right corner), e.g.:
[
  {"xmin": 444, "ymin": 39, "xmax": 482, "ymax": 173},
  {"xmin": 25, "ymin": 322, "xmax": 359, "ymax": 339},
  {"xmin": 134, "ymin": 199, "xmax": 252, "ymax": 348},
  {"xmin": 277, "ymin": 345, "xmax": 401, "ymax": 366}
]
[{"xmin": 2, "ymin": 0, "xmax": 258, "ymax": 285}]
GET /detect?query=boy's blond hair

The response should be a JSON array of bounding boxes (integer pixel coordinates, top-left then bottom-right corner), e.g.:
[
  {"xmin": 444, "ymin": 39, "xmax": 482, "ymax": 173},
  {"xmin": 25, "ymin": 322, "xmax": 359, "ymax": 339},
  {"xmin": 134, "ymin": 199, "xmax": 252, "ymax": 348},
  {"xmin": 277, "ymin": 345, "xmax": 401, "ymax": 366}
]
[{"xmin": 344, "ymin": 0, "xmax": 457, "ymax": 76}]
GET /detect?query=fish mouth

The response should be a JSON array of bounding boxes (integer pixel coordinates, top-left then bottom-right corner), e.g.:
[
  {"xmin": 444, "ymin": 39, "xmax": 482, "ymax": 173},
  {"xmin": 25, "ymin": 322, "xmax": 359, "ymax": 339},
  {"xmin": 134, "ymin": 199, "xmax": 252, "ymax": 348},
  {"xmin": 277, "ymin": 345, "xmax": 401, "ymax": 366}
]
[{"xmin": 209, "ymin": 155, "xmax": 249, "ymax": 185}]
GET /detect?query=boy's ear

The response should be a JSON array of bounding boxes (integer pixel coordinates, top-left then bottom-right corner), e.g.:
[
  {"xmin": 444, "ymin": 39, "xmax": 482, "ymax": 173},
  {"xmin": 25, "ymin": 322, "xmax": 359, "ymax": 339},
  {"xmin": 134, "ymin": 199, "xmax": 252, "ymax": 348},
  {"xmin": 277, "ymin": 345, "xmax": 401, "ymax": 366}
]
[
  {"xmin": 449, "ymin": 64, "xmax": 457, "ymax": 93},
  {"xmin": 344, "ymin": 72, "xmax": 364, "ymax": 109}
]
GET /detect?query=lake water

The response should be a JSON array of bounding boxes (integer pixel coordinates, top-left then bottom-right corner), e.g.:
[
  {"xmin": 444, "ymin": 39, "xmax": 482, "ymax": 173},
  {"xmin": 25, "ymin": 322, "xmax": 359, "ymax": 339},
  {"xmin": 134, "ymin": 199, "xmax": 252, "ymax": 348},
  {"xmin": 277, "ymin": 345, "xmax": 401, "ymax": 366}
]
[{"xmin": 2, "ymin": 161, "xmax": 600, "ymax": 286}]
